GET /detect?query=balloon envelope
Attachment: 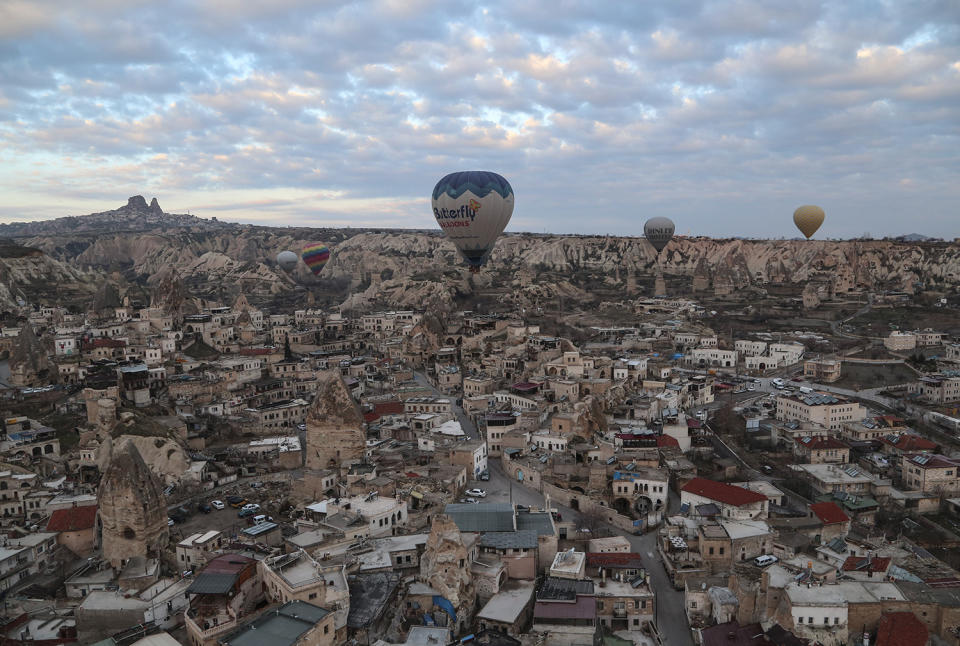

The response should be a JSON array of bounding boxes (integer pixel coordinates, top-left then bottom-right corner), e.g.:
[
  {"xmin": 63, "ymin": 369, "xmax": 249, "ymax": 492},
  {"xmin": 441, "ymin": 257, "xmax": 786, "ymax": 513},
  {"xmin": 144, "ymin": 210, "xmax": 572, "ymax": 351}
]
[
  {"xmin": 644, "ymin": 217, "xmax": 675, "ymax": 253},
  {"xmin": 276, "ymin": 250, "xmax": 299, "ymax": 272},
  {"xmin": 432, "ymin": 171, "xmax": 514, "ymax": 270},
  {"xmin": 301, "ymin": 243, "xmax": 330, "ymax": 276},
  {"xmin": 793, "ymin": 205, "xmax": 825, "ymax": 239}
]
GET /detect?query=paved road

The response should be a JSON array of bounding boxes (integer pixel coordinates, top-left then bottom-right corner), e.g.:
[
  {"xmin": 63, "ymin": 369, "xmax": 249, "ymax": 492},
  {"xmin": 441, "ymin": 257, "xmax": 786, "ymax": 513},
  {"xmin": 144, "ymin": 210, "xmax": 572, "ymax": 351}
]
[
  {"xmin": 477, "ymin": 460, "xmax": 695, "ymax": 646},
  {"xmin": 412, "ymin": 371, "xmax": 478, "ymax": 439}
]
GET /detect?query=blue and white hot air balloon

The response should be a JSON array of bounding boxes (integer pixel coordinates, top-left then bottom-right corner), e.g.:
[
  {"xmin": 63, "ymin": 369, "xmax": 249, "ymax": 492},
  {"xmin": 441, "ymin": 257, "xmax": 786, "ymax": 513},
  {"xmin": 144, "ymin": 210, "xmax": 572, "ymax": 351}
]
[{"xmin": 432, "ymin": 171, "xmax": 514, "ymax": 272}]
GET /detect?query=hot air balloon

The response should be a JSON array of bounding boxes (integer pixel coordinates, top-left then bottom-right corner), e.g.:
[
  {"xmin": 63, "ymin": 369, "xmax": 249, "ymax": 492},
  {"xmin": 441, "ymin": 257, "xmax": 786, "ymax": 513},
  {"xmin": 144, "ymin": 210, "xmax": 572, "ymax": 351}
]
[
  {"xmin": 644, "ymin": 217, "xmax": 675, "ymax": 254},
  {"xmin": 301, "ymin": 243, "xmax": 330, "ymax": 276},
  {"xmin": 432, "ymin": 171, "xmax": 514, "ymax": 272},
  {"xmin": 793, "ymin": 205, "xmax": 825, "ymax": 239},
  {"xmin": 276, "ymin": 250, "xmax": 298, "ymax": 272}
]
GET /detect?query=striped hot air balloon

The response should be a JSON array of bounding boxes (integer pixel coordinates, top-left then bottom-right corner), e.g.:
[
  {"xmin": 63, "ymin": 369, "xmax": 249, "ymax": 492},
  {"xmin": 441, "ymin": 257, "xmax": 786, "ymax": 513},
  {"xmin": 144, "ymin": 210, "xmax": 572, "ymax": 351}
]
[{"xmin": 301, "ymin": 243, "xmax": 330, "ymax": 276}]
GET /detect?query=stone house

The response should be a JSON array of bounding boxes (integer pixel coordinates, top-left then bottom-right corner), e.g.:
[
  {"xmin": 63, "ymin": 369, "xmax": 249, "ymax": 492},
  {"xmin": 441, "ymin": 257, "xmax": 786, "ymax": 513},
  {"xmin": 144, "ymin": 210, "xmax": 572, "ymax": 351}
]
[{"xmin": 46, "ymin": 505, "xmax": 98, "ymax": 556}]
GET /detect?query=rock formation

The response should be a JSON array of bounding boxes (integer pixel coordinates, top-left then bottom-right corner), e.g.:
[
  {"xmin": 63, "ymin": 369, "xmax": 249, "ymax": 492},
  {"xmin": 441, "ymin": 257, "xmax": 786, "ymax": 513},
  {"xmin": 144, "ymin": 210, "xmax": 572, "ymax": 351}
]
[
  {"xmin": 90, "ymin": 281, "xmax": 121, "ymax": 318},
  {"xmin": 419, "ymin": 514, "xmax": 476, "ymax": 633},
  {"xmin": 302, "ymin": 370, "xmax": 366, "ymax": 496},
  {"xmin": 97, "ymin": 441, "xmax": 169, "ymax": 568},
  {"xmin": 9, "ymin": 323, "xmax": 56, "ymax": 387},
  {"xmin": 150, "ymin": 269, "xmax": 197, "ymax": 324},
  {"xmin": 6, "ymin": 196, "xmax": 960, "ymax": 313}
]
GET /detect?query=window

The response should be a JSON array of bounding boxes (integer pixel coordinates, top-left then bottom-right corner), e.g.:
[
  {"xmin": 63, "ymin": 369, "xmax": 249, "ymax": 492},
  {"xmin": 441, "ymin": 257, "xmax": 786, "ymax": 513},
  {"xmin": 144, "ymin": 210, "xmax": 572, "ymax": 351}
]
[
  {"xmin": 309, "ymin": 592, "xmax": 317, "ymax": 600},
  {"xmin": 809, "ymin": 618, "xmax": 813, "ymax": 625},
  {"xmin": 798, "ymin": 617, "xmax": 803, "ymax": 624},
  {"xmin": 834, "ymin": 617, "xmax": 839, "ymax": 625},
  {"xmin": 324, "ymin": 625, "xmax": 329, "ymax": 634}
]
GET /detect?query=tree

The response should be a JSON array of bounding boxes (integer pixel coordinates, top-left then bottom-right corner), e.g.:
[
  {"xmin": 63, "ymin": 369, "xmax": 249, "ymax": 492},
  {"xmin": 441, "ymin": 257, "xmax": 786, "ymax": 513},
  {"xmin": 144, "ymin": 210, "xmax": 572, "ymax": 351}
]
[{"xmin": 578, "ymin": 505, "xmax": 611, "ymax": 537}]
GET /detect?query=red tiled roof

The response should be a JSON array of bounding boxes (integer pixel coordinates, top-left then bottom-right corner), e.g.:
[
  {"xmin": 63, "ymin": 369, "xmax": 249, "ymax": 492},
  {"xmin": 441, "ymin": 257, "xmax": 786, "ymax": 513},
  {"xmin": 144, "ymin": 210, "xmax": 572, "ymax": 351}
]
[
  {"xmin": 534, "ymin": 596, "xmax": 596, "ymax": 620},
  {"xmin": 841, "ymin": 555, "xmax": 891, "ymax": 573},
  {"xmin": 809, "ymin": 502, "xmax": 849, "ymax": 525},
  {"xmin": 375, "ymin": 401, "xmax": 405, "ymax": 416},
  {"xmin": 363, "ymin": 401, "xmax": 404, "ymax": 423},
  {"xmin": 681, "ymin": 477, "xmax": 767, "ymax": 507},
  {"xmin": 586, "ymin": 552, "xmax": 644, "ymax": 569},
  {"xmin": 876, "ymin": 612, "xmax": 928, "ymax": 646},
  {"xmin": 881, "ymin": 434, "xmax": 936, "ymax": 451},
  {"xmin": 656, "ymin": 435, "xmax": 680, "ymax": 448},
  {"xmin": 46, "ymin": 505, "xmax": 98, "ymax": 532},
  {"xmin": 794, "ymin": 436, "xmax": 848, "ymax": 450},
  {"xmin": 905, "ymin": 454, "xmax": 960, "ymax": 469},
  {"xmin": 203, "ymin": 553, "xmax": 256, "ymax": 574}
]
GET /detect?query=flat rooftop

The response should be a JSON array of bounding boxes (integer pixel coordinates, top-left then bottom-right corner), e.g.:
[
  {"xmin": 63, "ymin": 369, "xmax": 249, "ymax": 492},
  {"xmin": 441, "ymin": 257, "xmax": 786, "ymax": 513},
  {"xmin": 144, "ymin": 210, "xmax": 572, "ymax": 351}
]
[{"xmin": 477, "ymin": 580, "xmax": 536, "ymax": 624}]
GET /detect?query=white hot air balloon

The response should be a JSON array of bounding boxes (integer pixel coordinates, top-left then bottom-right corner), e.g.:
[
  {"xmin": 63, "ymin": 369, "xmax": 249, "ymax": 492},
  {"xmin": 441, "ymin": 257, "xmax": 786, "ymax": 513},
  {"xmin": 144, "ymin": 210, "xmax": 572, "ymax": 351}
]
[
  {"xmin": 276, "ymin": 250, "xmax": 299, "ymax": 272},
  {"xmin": 432, "ymin": 171, "xmax": 514, "ymax": 272}
]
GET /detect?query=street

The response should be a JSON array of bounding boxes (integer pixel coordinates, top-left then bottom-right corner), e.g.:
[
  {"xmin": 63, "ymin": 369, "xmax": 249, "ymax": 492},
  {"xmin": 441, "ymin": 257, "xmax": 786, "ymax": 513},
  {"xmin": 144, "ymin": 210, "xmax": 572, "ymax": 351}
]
[
  {"xmin": 413, "ymin": 370, "xmax": 479, "ymax": 439},
  {"xmin": 477, "ymin": 459, "xmax": 695, "ymax": 646}
]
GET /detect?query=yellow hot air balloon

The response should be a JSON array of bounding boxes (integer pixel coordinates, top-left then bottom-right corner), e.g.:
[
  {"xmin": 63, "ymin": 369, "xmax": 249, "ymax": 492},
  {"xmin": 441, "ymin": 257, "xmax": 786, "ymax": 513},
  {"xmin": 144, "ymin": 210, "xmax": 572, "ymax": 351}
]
[{"xmin": 793, "ymin": 205, "xmax": 825, "ymax": 239}]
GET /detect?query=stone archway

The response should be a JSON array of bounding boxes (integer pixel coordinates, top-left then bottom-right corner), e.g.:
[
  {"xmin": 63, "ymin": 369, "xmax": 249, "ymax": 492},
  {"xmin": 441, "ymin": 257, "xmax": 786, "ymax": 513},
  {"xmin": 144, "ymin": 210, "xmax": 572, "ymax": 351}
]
[
  {"xmin": 613, "ymin": 497, "xmax": 632, "ymax": 515},
  {"xmin": 570, "ymin": 497, "xmax": 580, "ymax": 511}
]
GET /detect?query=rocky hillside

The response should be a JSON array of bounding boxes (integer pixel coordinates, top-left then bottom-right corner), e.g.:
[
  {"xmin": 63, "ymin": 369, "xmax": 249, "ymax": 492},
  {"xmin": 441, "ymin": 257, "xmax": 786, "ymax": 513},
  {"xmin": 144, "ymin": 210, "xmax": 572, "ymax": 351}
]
[
  {"xmin": 4, "ymin": 197, "xmax": 959, "ymax": 313},
  {"xmin": 0, "ymin": 196, "xmax": 231, "ymax": 237}
]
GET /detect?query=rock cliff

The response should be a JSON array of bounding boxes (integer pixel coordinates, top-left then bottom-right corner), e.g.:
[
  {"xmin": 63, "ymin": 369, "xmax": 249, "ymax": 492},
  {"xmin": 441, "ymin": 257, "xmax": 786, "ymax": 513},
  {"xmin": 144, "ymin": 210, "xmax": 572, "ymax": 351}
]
[{"xmin": 5, "ymin": 197, "xmax": 959, "ymax": 313}]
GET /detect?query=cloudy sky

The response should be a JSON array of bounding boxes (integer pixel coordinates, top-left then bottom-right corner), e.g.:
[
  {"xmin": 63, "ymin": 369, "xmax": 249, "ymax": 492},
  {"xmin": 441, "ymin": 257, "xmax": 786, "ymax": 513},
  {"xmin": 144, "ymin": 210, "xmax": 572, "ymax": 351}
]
[{"xmin": 1, "ymin": 0, "xmax": 958, "ymax": 238}]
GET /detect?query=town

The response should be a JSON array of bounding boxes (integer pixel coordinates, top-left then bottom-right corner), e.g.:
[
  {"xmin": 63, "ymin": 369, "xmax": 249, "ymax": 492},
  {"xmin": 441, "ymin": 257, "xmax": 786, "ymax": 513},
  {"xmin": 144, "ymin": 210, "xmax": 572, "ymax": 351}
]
[{"xmin": 1, "ymin": 271, "xmax": 959, "ymax": 646}]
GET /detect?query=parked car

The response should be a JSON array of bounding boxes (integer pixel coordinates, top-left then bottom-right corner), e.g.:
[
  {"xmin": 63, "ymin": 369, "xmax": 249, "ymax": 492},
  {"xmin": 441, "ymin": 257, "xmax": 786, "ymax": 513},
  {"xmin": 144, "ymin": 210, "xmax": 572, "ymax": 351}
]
[
  {"xmin": 251, "ymin": 481, "xmax": 264, "ymax": 489},
  {"xmin": 238, "ymin": 508, "xmax": 257, "ymax": 518},
  {"xmin": 198, "ymin": 503, "xmax": 212, "ymax": 514},
  {"xmin": 479, "ymin": 470, "xmax": 490, "ymax": 481},
  {"xmin": 459, "ymin": 497, "xmax": 478, "ymax": 504},
  {"xmin": 169, "ymin": 511, "xmax": 186, "ymax": 523},
  {"xmin": 167, "ymin": 518, "xmax": 175, "ymax": 526},
  {"xmin": 241, "ymin": 503, "xmax": 261, "ymax": 513},
  {"xmin": 211, "ymin": 500, "xmax": 225, "ymax": 510},
  {"xmin": 252, "ymin": 514, "xmax": 274, "ymax": 525},
  {"xmin": 227, "ymin": 496, "xmax": 246, "ymax": 508},
  {"xmin": 754, "ymin": 555, "xmax": 778, "ymax": 567},
  {"xmin": 466, "ymin": 488, "xmax": 487, "ymax": 498},
  {"xmin": 176, "ymin": 506, "xmax": 191, "ymax": 517}
]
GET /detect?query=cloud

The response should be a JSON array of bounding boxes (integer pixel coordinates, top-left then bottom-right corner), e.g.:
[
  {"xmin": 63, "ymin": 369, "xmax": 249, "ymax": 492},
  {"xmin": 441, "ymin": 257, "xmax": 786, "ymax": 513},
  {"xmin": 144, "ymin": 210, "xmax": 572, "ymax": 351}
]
[{"xmin": 0, "ymin": 0, "xmax": 958, "ymax": 237}]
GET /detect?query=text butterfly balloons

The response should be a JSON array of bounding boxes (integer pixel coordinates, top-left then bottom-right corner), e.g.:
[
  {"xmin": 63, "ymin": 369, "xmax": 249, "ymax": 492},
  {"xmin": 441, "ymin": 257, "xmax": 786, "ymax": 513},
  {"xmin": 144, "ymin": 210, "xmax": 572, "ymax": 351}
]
[{"xmin": 432, "ymin": 171, "xmax": 514, "ymax": 272}]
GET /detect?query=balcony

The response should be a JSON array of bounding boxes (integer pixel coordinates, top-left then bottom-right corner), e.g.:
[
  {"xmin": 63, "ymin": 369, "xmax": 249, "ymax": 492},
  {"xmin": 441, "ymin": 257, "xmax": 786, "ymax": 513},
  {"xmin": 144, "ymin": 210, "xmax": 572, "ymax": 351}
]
[{"xmin": 185, "ymin": 609, "xmax": 238, "ymax": 639}]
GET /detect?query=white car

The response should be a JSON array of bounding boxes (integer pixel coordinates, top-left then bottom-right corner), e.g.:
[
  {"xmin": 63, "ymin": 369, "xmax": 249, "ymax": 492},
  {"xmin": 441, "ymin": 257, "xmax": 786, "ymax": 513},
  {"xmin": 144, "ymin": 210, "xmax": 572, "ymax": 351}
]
[
  {"xmin": 241, "ymin": 503, "xmax": 261, "ymax": 513},
  {"xmin": 211, "ymin": 500, "xmax": 225, "ymax": 510},
  {"xmin": 466, "ymin": 488, "xmax": 487, "ymax": 498}
]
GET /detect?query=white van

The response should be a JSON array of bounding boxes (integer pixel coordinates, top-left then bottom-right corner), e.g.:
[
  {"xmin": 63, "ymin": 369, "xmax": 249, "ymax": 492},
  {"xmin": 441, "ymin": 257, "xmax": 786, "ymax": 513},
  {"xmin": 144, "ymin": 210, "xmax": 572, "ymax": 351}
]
[
  {"xmin": 753, "ymin": 555, "xmax": 778, "ymax": 567},
  {"xmin": 798, "ymin": 386, "xmax": 813, "ymax": 394},
  {"xmin": 772, "ymin": 378, "xmax": 785, "ymax": 389},
  {"xmin": 252, "ymin": 514, "xmax": 270, "ymax": 525}
]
